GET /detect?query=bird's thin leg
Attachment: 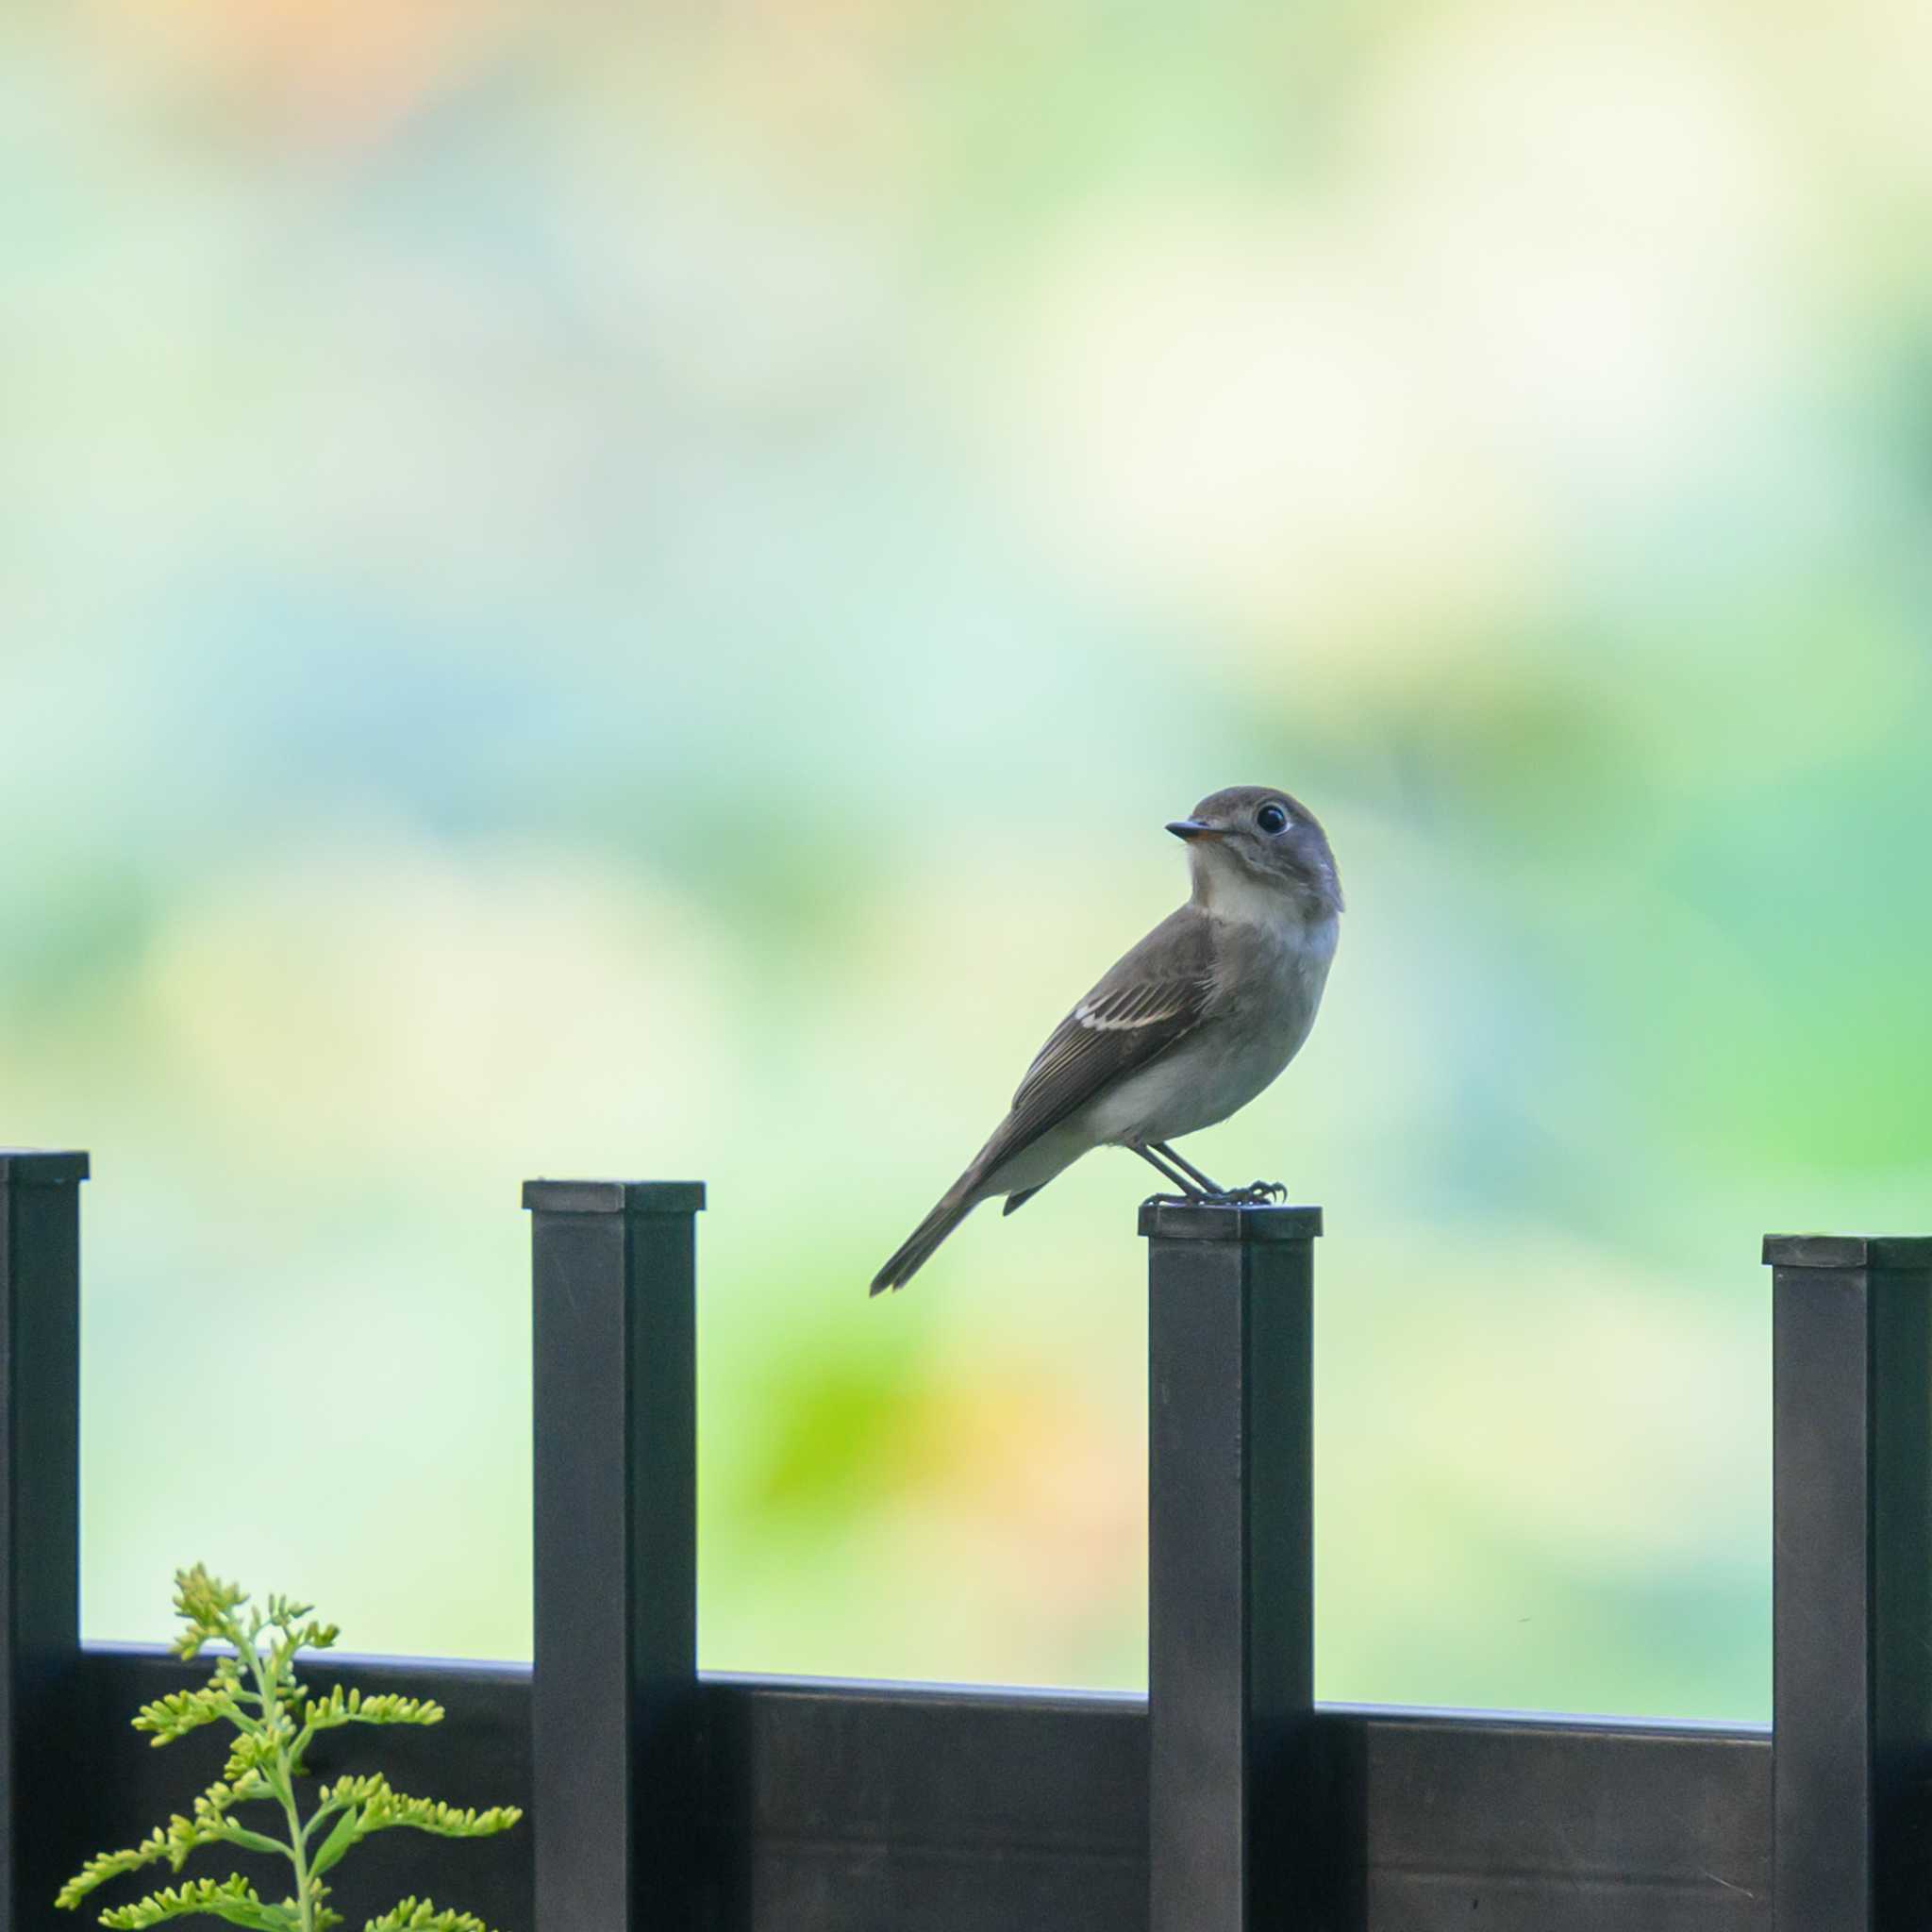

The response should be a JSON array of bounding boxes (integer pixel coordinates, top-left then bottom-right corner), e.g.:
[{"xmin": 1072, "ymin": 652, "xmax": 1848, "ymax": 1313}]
[
  {"xmin": 1129, "ymin": 1141, "xmax": 1207, "ymax": 1199},
  {"xmin": 1153, "ymin": 1141, "xmax": 1288, "ymax": 1206},
  {"xmin": 1150, "ymin": 1141, "xmax": 1227, "ymax": 1196}
]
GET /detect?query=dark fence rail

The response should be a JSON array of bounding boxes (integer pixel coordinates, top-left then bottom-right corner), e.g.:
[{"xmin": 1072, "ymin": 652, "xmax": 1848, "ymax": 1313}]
[{"xmin": 2, "ymin": 1151, "xmax": 1927, "ymax": 1930}]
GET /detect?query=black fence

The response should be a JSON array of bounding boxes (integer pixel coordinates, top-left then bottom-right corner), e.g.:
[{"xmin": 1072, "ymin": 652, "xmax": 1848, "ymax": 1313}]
[{"xmin": 2, "ymin": 1150, "xmax": 1927, "ymax": 1930}]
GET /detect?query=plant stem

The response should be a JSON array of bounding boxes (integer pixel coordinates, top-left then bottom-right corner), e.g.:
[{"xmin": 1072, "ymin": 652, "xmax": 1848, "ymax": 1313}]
[
  {"xmin": 234, "ymin": 1621, "xmax": 315, "ymax": 1932},
  {"xmin": 283, "ymin": 1783, "xmax": 316, "ymax": 1932}
]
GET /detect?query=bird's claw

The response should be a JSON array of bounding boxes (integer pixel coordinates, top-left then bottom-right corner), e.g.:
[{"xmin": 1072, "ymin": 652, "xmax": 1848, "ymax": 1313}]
[{"xmin": 1141, "ymin": 1182, "xmax": 1290, "ymax": 1210}]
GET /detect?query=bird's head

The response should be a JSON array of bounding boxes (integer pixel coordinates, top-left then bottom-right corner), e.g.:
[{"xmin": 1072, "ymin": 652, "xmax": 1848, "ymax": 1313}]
[{"xmin": 1167, "ymin": 787, "xmax": 1342, "ymax": 920}]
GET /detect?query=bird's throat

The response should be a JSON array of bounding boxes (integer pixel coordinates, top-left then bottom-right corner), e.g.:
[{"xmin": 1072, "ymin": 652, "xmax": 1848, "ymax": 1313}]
[{"xmin": 1191, "ymin": 857, "xmax": 1304, "ymax": 931}]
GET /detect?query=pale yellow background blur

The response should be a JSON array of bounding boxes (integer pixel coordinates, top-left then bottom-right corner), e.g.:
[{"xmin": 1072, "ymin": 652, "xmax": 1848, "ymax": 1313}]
[{"xmin": 6, "ymin": 0, "xmax": 1931, "ymax": 1722}]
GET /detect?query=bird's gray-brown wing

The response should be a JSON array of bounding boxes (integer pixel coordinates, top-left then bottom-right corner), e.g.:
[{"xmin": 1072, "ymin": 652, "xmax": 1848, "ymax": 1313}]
[
  {"xmin": 871, "ymin": 908, "xmax": 1219, "ymax": 1292},
  {"xmin": 974, "ymin": 908, "xmax": 1218, "ymax": 1182}
]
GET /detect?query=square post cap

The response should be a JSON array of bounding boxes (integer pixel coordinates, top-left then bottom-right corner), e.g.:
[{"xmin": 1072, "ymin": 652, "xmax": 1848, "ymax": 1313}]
[
  {"xmin": 1138, "ymin": 1200, "xmax": 1322, "ymax": 1241},
  {"xmin": 0, "ymin": 1150, "xmax": 90, "ymax": 1186},
  {"xmin": 1762, "ymin": 1233, "xmax": 1932, "ymax": 1270},
  {"xmin": 523, "ymin": 1179, "xmax": 706, "ymax": 1215}
]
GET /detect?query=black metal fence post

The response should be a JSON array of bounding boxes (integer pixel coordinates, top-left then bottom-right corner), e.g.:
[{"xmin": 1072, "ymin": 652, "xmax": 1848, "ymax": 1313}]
[
  {"xmin": 0, "ymin": 1151, "xmax": 86, "ymax": 1928},
  {"xmin": 1141, "ymin": 1198, "xmax": 1327, "ymax": 1932},
  {"xmin": 526, "ymin": 1178, "xmax": 704, "ymax": 1932},
  {"xmin": 1766, "ymin": 1233, "xmax": 1932, "ymax": 1931}
]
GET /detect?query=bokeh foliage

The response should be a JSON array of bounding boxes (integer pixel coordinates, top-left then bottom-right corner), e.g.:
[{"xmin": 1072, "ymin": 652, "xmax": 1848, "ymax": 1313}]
[{"xmin": 6, "ymin": 0, "xmax": 1931, "ymax": 1720}]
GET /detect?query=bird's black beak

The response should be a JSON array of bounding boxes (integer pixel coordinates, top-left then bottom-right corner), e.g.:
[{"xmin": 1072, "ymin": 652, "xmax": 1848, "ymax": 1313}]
[{"xmin": 1166, "ymin": 819, "xmax": 1222, "ymax": 841}]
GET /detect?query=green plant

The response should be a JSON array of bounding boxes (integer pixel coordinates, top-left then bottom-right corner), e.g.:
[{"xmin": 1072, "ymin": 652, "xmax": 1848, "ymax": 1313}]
[{"xmin": 58, "ymin": 1567, "xmax": 521, "ymax": 1932}]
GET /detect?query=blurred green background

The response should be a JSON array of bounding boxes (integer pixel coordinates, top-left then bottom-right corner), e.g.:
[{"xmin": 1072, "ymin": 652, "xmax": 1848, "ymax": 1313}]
[{"xmin": 5, "ymin": 0, "xmax": 1930, "ymax": 1723}]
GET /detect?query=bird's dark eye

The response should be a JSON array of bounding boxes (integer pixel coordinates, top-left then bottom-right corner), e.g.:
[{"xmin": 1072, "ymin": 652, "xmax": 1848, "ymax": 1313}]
[{"xmin": 1257, "ymin": 802, "xmax": 1289, "ymax": 835}]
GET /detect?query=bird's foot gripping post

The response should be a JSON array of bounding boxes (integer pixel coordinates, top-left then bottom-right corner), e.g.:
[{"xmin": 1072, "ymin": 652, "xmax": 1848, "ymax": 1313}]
[
  {"xmin": 1128, "ymin": 1141, "xmax": 1288, "ymax": 1208},
  {"xmin": 1139, "ymin": 1180, "xmax": 1290, "ymax": 1213},
  {"xmin": 1142, "ymin": 1195, "xmax": 1339, "ymax": 1932},
  {"xmin": 1222, "ymin": 1179, "xmax": 1289, "ymax": 1206}
]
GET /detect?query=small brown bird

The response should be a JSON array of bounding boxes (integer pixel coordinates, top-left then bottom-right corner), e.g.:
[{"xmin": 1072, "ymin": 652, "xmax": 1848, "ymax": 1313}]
[{"xmin": 871, "ymin": 787, "xmax": 1341, "ymax": 1293}]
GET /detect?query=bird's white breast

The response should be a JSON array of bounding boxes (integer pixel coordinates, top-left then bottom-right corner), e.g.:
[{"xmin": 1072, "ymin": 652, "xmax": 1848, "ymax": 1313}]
[{"xmin": 1085, "ymin": 908, "xmax": 1336, "ymax": 1146}]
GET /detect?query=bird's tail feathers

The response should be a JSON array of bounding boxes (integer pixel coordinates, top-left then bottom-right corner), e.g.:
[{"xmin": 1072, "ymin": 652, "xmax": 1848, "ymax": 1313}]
[{"xmin": 870, "ymin": 1174, "xmax": 982, "ymax": 1295}]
